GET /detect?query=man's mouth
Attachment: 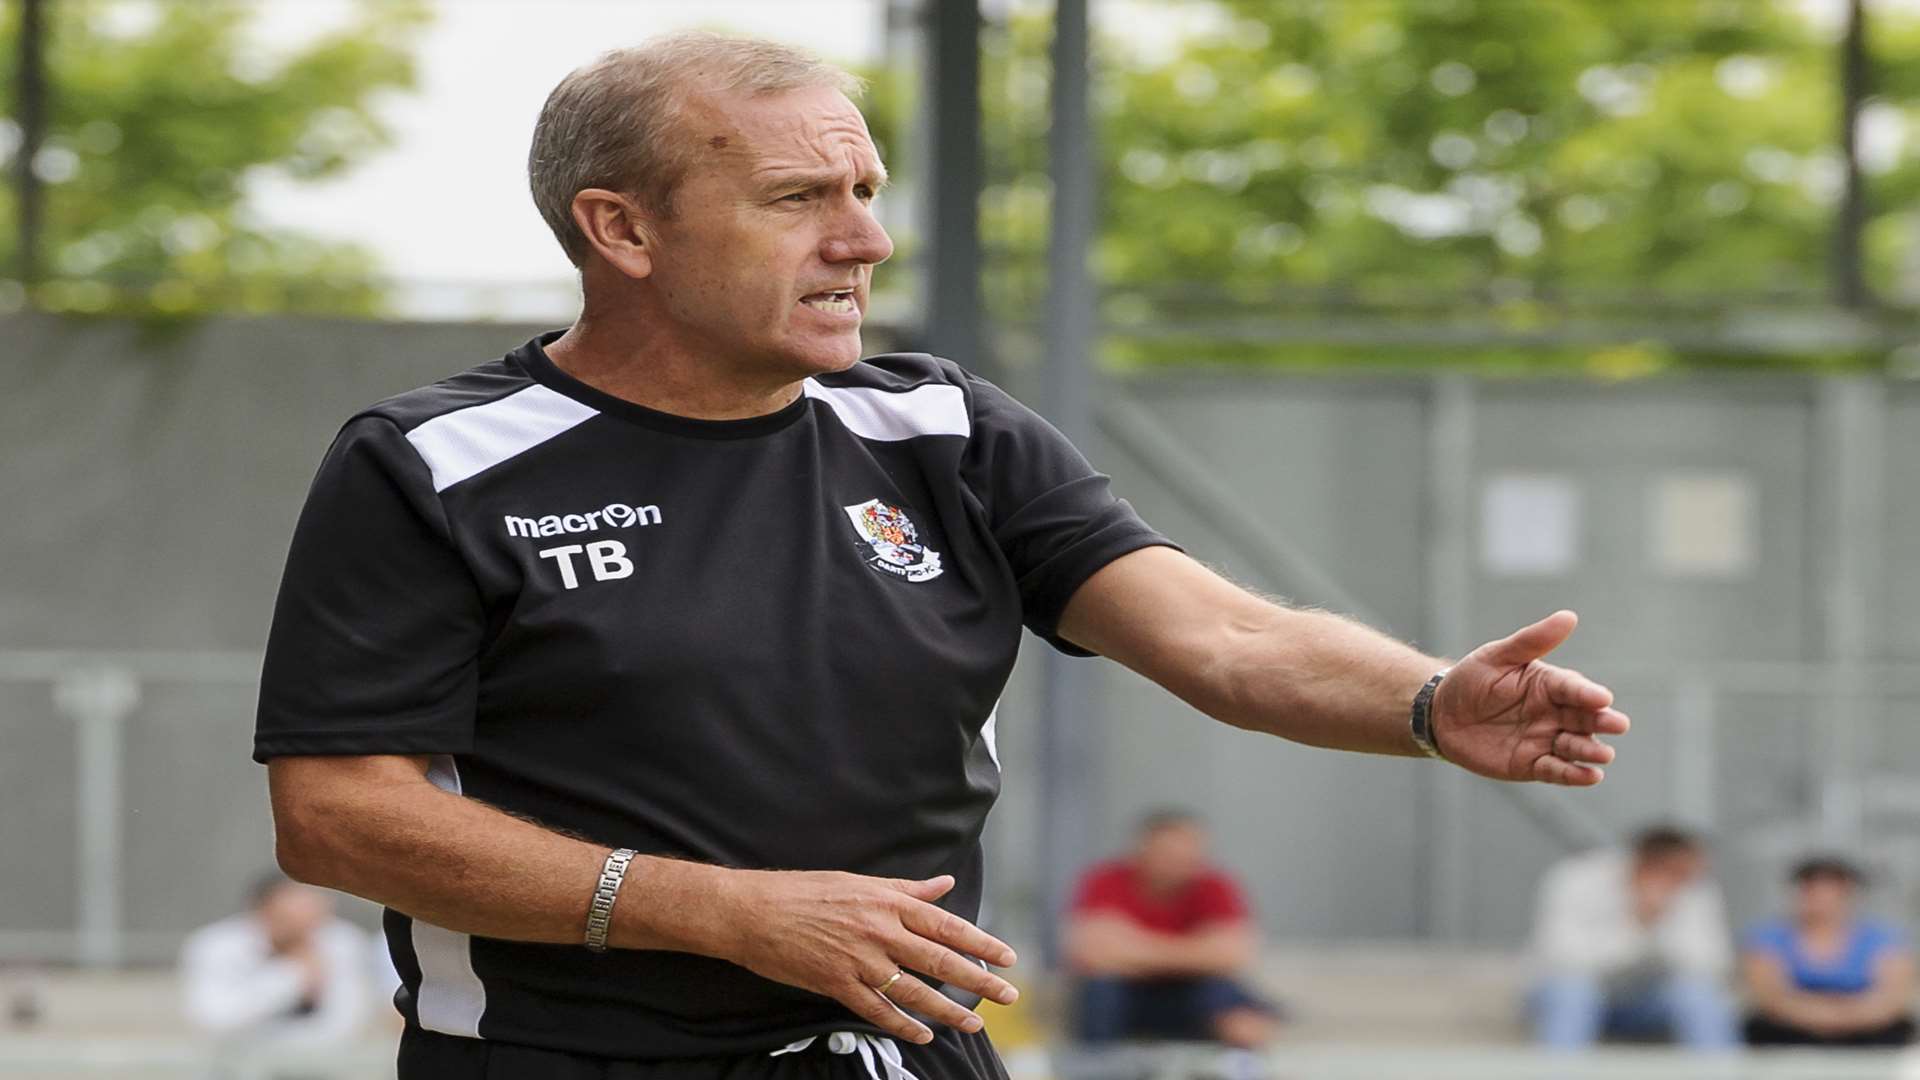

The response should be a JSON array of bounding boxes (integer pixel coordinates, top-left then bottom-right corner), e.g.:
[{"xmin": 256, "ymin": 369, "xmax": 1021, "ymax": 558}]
[{"xmin": 799, "ymin": 289, "xmax": 858, "ymax": 314}]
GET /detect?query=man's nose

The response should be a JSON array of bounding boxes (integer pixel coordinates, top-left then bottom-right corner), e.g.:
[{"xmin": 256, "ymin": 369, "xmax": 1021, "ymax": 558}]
[{"xmin": 823, "ymin": 204, "xmax": 894, "ymax": 266}]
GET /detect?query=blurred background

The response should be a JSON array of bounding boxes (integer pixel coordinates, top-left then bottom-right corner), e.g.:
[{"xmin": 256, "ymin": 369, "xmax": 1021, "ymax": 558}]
[{"xmin": 3, "ymin": 0, "xmax": 1920, "ymax": 1076}]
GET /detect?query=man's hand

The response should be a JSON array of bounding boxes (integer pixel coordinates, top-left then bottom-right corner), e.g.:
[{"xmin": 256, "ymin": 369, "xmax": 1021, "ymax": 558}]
[
  {"xmin": 1430, "ymin": 610, "xmax": 1630, "ymax": 786},
  {"xmin": 712, "ymin": 870, "xmax": 1019, "ymax": 1046}
]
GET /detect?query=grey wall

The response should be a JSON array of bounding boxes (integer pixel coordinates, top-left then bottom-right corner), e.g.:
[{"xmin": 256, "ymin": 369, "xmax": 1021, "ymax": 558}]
[{"xmin": 3, "ymin": 314, "xmax": 1915, "ymax": 962}]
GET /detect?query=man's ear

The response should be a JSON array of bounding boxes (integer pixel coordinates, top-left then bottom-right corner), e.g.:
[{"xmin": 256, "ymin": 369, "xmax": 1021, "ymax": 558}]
[{"xmin": 570, "ymin": 188, "xmax": 655, "ymax": 279}]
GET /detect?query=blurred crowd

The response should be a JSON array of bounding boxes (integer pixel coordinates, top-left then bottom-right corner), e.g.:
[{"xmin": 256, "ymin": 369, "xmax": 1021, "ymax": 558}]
[
  {"xmin": 106, "ymin": 817, "xmax": 1908, "ymax": 1062},
  {"xmin": 1059, "ymin": 814, "xmax": 1913, "ymax": 1058}
]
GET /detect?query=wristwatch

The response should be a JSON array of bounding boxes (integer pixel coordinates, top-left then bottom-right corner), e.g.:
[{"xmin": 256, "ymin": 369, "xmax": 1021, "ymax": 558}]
[{"xmin": 1409, "ymin": 667, "xmax": 1451, "ymax": 761}]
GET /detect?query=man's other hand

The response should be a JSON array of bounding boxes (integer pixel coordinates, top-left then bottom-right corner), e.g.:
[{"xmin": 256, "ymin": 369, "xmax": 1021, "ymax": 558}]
[{"xmin": 712, "ymin": 871, "xmax": 1019, "ymax": 1045}]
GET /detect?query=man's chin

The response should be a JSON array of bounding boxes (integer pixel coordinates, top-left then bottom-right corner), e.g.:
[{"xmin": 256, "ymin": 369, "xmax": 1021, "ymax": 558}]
[{"xmin": 784, "ymin": 333, "xmax": 866, "ymax": 376}]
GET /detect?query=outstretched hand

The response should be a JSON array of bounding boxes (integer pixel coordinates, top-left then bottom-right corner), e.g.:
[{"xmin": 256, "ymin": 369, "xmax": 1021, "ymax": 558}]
[{"xmin": 1430, "ymin": 610, "xmax": 1630, "ymax": 786}]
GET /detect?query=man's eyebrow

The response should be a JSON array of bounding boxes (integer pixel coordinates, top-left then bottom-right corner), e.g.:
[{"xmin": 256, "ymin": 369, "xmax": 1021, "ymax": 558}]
[{"xmin": 757, "ymin": 166, "xmax": 891, "ymax": 193}]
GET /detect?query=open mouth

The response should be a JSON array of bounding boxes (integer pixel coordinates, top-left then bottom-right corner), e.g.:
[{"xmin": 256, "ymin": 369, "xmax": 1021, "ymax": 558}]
[{"xmin": 799, "ymin": 290, "xmax": 858, "ymax": 315}]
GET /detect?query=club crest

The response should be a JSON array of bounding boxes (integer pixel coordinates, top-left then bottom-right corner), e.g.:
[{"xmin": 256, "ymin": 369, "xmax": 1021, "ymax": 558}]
[{"xmin": 843, "ymin": 498, "xmax": 944, "ymax": 583}]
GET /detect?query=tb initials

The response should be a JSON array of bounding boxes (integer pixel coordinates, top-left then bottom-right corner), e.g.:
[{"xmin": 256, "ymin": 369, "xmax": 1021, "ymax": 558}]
[{"xmin": 537, "ymin": 541, "xmax": 634, "ymax": 590}]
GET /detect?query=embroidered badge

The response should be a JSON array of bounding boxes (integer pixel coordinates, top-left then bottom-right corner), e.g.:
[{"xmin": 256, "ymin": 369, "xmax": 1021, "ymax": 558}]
[{"xmin": 843, "ymin": 498, "xmax": 944, "ymax": 583}]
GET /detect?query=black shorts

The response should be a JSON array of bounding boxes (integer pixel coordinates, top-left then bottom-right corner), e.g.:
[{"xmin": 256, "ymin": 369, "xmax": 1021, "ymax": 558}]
[{"xmin": 398, "ymin": 1024, "xmax": 1012, "ymax": 1080}]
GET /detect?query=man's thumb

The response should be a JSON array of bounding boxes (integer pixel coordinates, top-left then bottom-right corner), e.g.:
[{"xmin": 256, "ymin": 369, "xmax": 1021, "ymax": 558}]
[
  {"xmin": 893, "ymin": 875, "xmax": 956, "ymax": 901},
  {"xmin": 1483, "ymin": 609, "xmax": 1578, "ymax": 666}
]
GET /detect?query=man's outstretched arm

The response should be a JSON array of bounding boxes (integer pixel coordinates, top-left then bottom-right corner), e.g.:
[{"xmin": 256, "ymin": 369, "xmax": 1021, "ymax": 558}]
[
  {"xmin": 268, "ymin": 754, "xmax": 1019, "ymax": 1045},
  {"xmin": 1055, "ymin": 546, "xmax": 1629, "ymax": 785}
]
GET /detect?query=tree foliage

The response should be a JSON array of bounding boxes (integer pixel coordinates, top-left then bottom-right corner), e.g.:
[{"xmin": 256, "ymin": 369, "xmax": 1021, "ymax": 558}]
[
  {"xmin": 967, "ymin": 0, "xmax": 1920, "ymax": 369},
  {"xmin": 0, "ymin": 0, "xmax": 428, "ymax": 317}
]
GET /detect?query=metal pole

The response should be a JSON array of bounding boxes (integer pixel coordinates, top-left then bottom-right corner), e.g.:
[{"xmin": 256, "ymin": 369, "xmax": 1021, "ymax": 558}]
[
  {"xmin": 1834, "ymin": 0, "xmax": 1871, "ymax": 310},
  {"xmin": 1035, "ymin": 0, "xmax": 1095, "ymax": 971},
  {"xmin": 52, "ymin": 667, "xmax": 140, "ymax": 969},
  {"xmin": 1816, "ymin": 377, "xmax": 1884, "ymax": 847},
  {"xmin": 15, "ymin": 0, "xmax": 48, "ymax": 288},
  {"xmin": 1423, "ymin": 375, "xmax": 1475, "ymax": 940},
  {"xmin": 921, "ymin": 0, "xmax": 988, "ymax": 377}
]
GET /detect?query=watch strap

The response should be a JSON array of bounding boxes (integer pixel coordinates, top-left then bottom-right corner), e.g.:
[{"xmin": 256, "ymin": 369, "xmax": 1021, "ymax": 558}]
[{"xmin": 1409, "ymin": 667, "xmax": 1451, "ymax": 761}]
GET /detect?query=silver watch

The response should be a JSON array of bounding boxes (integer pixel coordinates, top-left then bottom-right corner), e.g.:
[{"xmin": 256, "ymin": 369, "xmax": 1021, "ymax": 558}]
[
  {"xmin": 1409, "ymin": 667, "xmax": 1451, "ymax": 761},
  {"xmin": 584, "ymin": 848, "xmax": 637, "ymax": 952}
]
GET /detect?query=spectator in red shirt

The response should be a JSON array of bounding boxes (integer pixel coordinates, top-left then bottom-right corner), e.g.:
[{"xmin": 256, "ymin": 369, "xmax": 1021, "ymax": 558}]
[{"xmin": 1064, "ymin": 809, "xmax": 1279, "ymax": 1048}]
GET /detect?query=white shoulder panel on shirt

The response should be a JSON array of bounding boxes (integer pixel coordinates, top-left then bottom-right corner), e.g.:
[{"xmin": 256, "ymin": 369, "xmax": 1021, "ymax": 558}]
[
  {"xmin": 405, "ymin": 384, "xmax": 599, "ymax": 494},
  {"xmin": 802, "ymin": 380, "xmax": 969, "ymax": 442}
]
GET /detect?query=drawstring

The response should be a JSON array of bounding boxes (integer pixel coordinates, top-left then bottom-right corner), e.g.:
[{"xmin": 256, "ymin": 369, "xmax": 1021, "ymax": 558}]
[{"xmin": 771, "ymin": 1031, "xmax": 923, "ymax": 1080}]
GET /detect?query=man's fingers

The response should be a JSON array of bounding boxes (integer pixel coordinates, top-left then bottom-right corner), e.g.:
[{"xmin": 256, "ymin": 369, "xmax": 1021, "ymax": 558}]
[
  {"xmin": 879, "ymin": 972, "xmax": 984, "ymax": 1034},
  {"xmin": 1483, "ymin": 609, "xmax": 1579, "ymax": 666},
  {"xmin": 890, "ymin": 875, "xmax": 957, "ymax": 903},
  {"xmin": 1534, "ymin": 755, "xmax": 1603, "ymax": 786},
  {"xmin": 1552, "ymin": 731, "xmax": 1614, "ymax": 766},
  {"xmin": 900, "ymin": 938, "xmax": 1020, "ymax": 1005},
  {"xmin": 1544, "ymin": 665, "xmax": 1613, "ymax": 710},
  {"xmin": 1558, "ymin": 706, "xmax": 1630, "ymax": 737},
  {"xmin": 838, "ymin": 977, "xmax": 933, "ymax": 1044},
  {"xmin": 899, "ymin": 900, "xmax": 1018, "ymax": 970}
]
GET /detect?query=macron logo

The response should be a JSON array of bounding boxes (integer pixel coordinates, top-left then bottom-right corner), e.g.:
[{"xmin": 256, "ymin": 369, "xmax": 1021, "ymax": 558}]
[{"xmin": 504, "ymin": 503, "xmax": 663, "ymax": 539}]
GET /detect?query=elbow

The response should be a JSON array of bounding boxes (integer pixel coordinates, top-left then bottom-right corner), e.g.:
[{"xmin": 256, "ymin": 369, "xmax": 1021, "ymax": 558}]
[
  {"xmin": 271, "ymin": 803, "xmax": 333, "ymax": 888},
  {"xmin": 268, "ymin": 772, "xmax": 350, "ymax": 890},
  {"xmin": 1060, "ymin": 922, "xmax": 1105, "ymax": 975}
]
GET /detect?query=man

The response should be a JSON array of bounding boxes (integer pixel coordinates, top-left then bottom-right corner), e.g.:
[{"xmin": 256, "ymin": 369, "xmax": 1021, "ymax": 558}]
[
  {"xmin": 1530, "ymin": 826, "xmax": 1736, "ymax": 1050},
  {"xmin": 180, "ymin": 875, "xmax": 377, "ymax": 1046},
  {"xmin": 1066, "ymin": 811, "xmax": 1278, "ymax": 1049},
  {"xmin": 257, "ymin": 32, "xmax": 1629, "ymax": 1080}
]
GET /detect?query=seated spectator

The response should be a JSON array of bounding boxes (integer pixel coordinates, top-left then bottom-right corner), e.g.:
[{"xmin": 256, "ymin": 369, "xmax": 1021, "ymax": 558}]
[
  {"xmin": 1742, "ymin": 855, "xmax": 1915, "ymax": 1047},
  {"xmin": 1064, "ymin": 809, "xmax": 1279, "ymax": 1049},
  {"xmin": 1530, "ymin": 825, "xmax": 1737, "ymax": 1050},
  {"xmin": 180, "ymin": 873, "xmax": 377, "ymax": 1045}
]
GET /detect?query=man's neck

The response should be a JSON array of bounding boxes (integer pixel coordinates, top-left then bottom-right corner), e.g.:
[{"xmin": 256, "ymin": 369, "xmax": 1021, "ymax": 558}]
[{"xmin": 544, "ymin": 314, "xmax": 803, "ymax": 422}]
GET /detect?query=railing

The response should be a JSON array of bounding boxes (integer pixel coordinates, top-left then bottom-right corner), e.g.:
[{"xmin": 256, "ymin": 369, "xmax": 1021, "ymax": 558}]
[{"xmin": 4, "ymin": 650, "xmax": 1920, "ymax": 965}]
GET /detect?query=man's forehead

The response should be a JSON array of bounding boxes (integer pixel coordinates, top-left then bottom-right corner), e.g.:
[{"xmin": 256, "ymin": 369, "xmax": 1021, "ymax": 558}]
[{"xmin": 685, "ymin": 86, "xmax": 884, "ymax": 180}]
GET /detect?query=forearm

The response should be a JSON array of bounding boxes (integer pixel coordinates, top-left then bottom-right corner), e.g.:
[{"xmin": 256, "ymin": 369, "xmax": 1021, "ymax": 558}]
[
  {"xmin": 1068, "ymin": 918, "xmax": 1251, "ymax": 978},
  {"xmin": 1134, "ymin": 926, "xmax": 1253, "ymax": 977},
  {"xmin": 270, "ymin": 758, "xmax": 732, "ymax": 956},
  {"xmin": 184, "ymin": 960, "xmax": 308, "ymax": 1031},
  {"xmin": 1184, "ymin": 604, "xmax": 1440, "ymax": 756}
]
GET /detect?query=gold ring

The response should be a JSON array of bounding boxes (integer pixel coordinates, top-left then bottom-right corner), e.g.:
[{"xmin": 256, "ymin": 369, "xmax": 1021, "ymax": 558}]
[{"xmin": 872, "ymin": 969, "xmax": 903, "ymax": 995}]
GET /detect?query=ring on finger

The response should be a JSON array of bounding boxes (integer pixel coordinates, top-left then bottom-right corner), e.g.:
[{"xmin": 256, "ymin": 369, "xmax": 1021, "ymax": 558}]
[{"xmin": 872, "ymin": 969, "xmax": 903, "ymax": 996}]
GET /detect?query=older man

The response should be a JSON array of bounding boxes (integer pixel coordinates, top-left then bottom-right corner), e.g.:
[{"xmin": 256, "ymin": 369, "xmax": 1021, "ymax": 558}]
[{"xmin": 257, "ymin": 32, "xmax": 1629, "ymax": 1080}]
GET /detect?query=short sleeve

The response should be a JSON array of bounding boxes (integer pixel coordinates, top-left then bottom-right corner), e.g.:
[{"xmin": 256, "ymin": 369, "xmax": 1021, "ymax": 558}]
[
  {"xmin": 1740, "ymin": 919, "xmax": 1792, "ymax": 958},
  {"xmin": 1192, "ymin": 872, "xmax": 1251, "ymax": 924},
  {"xmin": 253, "ymin": 416, "xmax": 486, "ymax": 762},
  {"xmin": 1863, "ymin": 920, "xmax": 1909, "ymax": 959},
  {"xmin": 958, "ymin": 373, "xmax": 1177, "ymax": 655},
  {"xmin": 1069, "ymin": 864, "xmax": 1130, "ymax": 914}
]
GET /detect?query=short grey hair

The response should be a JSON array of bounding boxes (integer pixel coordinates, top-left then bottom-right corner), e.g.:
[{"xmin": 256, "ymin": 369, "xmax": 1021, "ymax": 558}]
[{"xmin": 528, "ymin": 31, "xmax": 866, "ymax": 267}]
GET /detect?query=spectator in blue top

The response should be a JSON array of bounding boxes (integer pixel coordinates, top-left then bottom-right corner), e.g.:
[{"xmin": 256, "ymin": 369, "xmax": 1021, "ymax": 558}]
[{"xmin": 1741, "ymin": 855, "xmax": 1915, "ymax": 1047}]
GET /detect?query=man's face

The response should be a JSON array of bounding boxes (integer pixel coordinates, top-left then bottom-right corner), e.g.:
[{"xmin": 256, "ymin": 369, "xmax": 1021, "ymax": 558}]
[
  {"xmin": 1630, "ymin": 848, "xmax": 1703, "ymax": 910},
  {"xmin": 256, "ymin": 883, "xmax": 333, "ymax": 952},
  {"xmin": 1795, "ymin": 873, "xmax": 1856, "ymax": 923},
  {"xmin": 1137, "ymin": 822, "xmax": 1208, "ymax": 890},
  {"xmin": 641, "ymin": 83, "xmax": 893, "ymax": 382}
]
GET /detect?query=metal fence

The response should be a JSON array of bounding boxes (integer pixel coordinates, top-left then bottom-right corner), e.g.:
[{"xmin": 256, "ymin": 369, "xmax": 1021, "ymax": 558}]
[{"xmin": 5, "ymin": 648, "xmax": 1920, "ymax": 967}]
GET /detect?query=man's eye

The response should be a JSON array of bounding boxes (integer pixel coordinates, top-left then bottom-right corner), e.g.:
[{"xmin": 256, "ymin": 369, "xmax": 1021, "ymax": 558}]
[
  {"xmin": 781, "ymin": 192, "xmax": 811, "ymax": 203},
  {"xmin": 854, "ymin": 186, "xmax": 876, "ymax": 202}
]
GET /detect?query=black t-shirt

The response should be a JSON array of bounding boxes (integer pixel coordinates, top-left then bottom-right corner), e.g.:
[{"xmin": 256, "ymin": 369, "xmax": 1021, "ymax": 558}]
[{"xmin": 254, "ymin": 331, "xmax": 1173, "ymax": 1059}]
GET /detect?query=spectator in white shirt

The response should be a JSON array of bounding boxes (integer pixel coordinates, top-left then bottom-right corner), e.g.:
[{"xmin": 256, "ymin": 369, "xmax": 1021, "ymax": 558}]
[
  {"xmin": 180, "ymin": 874, "xmax": 377, "ymax": 1046},
  {"xmin": 1529, "ymin": 826, "xmax": 1738, "ymax": 1050}
]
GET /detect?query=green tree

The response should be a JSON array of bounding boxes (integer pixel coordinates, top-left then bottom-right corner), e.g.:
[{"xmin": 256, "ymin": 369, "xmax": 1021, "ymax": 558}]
[
  {"xmin": 0, "ymin": 0, "xmax": 429, "ymax": 317},
  {"xmin": 966, "ymin": 0, "xmax": 1920, "ymax": 370}
]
